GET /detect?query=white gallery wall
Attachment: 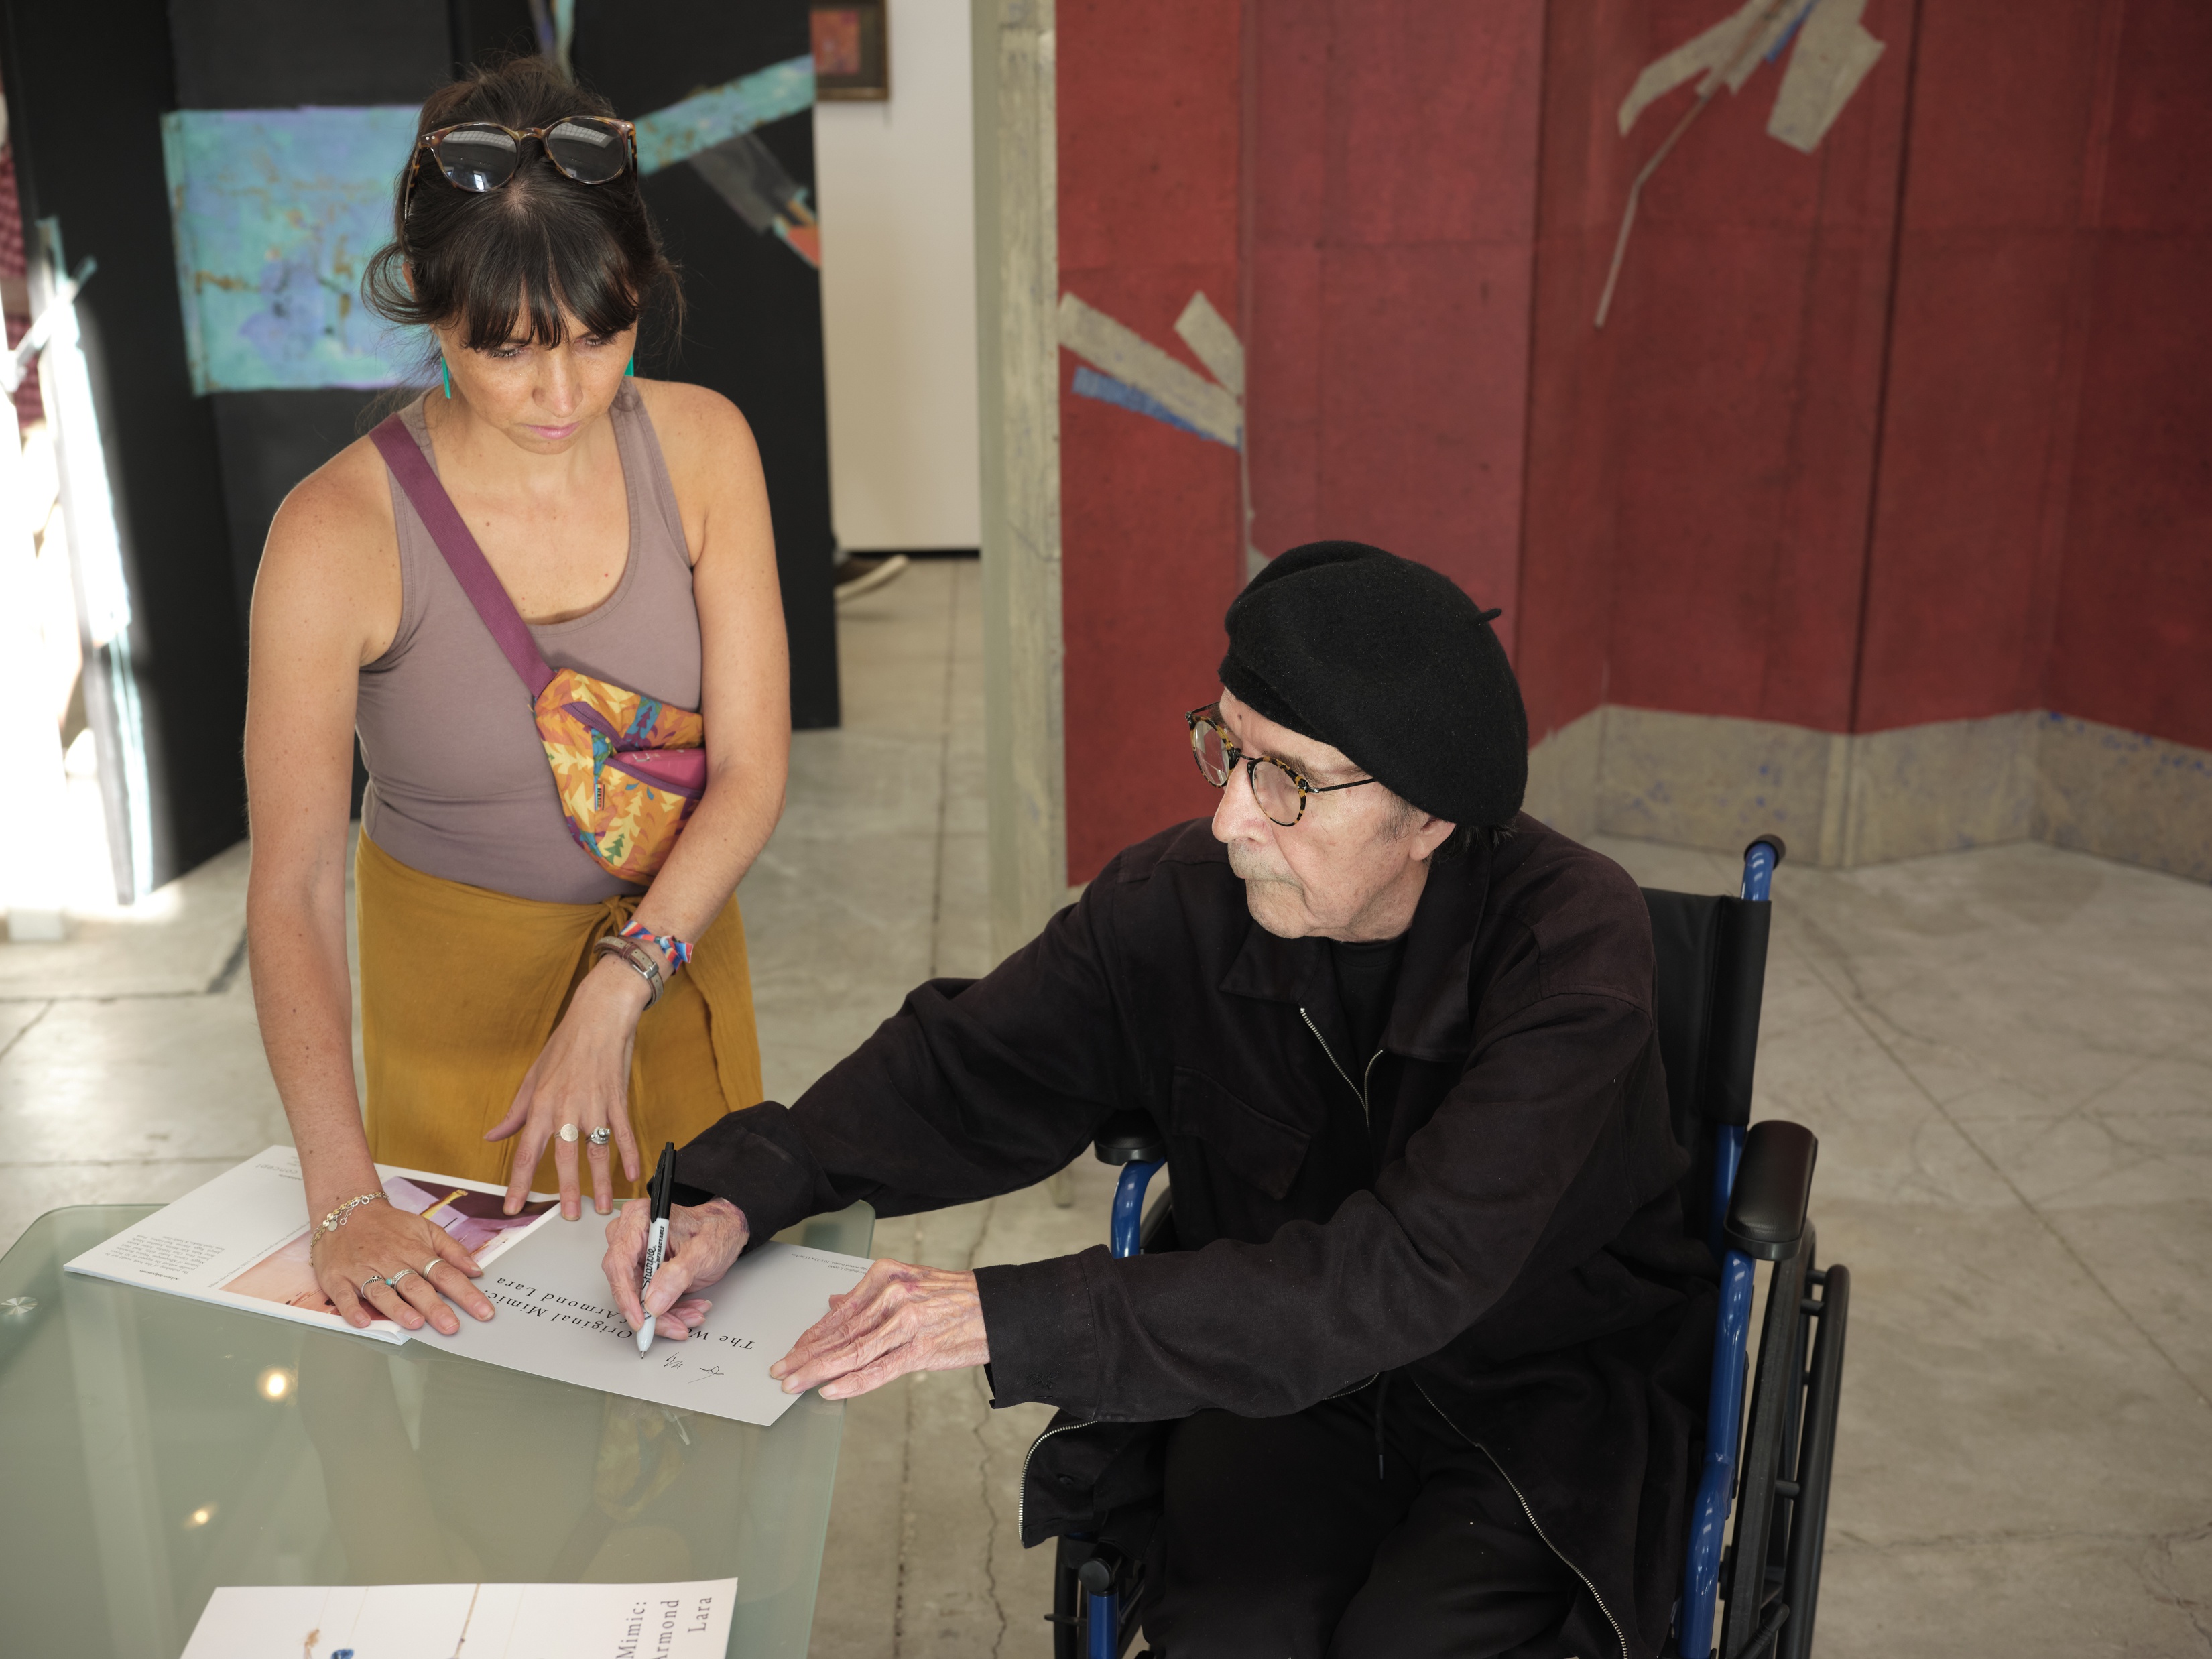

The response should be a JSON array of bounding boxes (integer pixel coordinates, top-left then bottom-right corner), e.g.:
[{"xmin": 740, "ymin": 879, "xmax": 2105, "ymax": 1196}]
[{"xmin": 813, "ymin": 0, "xmax": 982, "ymax": 552}]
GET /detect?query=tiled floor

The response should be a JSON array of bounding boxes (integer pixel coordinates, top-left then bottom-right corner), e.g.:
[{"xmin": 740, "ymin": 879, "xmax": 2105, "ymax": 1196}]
[{"xmin": 1, "ymin": 554, "xmax": 2207, "ymax": 1655}]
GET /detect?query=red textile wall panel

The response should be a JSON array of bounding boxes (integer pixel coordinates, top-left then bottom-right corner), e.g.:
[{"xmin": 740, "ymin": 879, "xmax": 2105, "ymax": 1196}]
[
  {"xmin": 1058, "ymin": 0, "xmax": 1245, "ymax": 882},
  {"xmin": 2044, "ymin": 0, "xmax": 2212, "ymax": 751},
  {"xmin": 1515, "ymin": 2, "xmax": 1641, "ymax": 745},
  {"xmin": 1853, "ymin": 0, "xmax": 2111, "ymax": 732},
  {"xmin": 1587, "ymin": 0, "xmax": 1911, "ymax": 731},
  {"xmin": 1245, "ymin": 0, "xmax": 1332, "ymax": 556},
  {"xmin": 1245, "ymin": 0, "xmax": 1543, "ymax": 648}
]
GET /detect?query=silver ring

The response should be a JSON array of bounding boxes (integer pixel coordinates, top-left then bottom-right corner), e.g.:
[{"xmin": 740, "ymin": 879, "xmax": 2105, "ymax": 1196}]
[
  {"xmin": 587, "ymin": 1125, "xmax": 613, "ymax": 1147},
  {"xmin": 360, "ymin": 1276, "xmax": 385, "ymax": 1299},
  {"xmin": 386, "ymin": 1266, "xmax": 418, "ymax": 1288},
  {"xmin": 420, "ymin": 1258, "xmax": 442, "ymax": 1278},
  {"xmin": 558, "ymin": 1123, "xmax": 581, "ymax": 1144}
]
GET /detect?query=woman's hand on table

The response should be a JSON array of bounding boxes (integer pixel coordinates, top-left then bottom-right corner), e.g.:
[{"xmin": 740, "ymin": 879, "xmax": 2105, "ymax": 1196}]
[
  {"xmin": 602, "ymin": 1195, "xmax": 746, "ymax": 1339},
  {"xmin": 769, "ymin": 1259, "xmax": 988, "ymax": 1401},
  {"xmin": 485, "ymin": 956, "xmax": 654, "ymax": 1220},
  {"xmin": 312, "ymin": 1201, "xmax": 497, "ymax": 1337}
]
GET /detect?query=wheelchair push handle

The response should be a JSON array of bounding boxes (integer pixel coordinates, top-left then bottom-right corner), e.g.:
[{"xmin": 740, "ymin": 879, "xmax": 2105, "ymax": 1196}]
[{"xmin": 1741, "ymin": 835, "xmax": 1786, "ymax": 902}]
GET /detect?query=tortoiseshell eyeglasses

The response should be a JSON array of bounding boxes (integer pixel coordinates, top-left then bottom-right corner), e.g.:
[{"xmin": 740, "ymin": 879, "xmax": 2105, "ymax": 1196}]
[{"xmin": 1184, "ymin": 703, "xmax": 1378, "ymax": 828}]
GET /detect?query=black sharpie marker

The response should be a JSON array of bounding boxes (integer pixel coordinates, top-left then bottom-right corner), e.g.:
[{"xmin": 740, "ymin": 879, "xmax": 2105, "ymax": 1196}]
[{"xmin": 636, "ymin": 1141, "xmax": 677, "ymax": 1357}]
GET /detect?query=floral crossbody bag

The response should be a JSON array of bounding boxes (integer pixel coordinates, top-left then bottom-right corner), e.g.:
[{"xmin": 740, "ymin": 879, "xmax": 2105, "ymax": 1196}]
[{"xmin": 371, "ymin": 416, "xmax": 706, "ymax": 883}]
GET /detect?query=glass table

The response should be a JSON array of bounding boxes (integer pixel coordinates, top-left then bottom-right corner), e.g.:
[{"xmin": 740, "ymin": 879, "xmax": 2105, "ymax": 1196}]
[{"xmin": 0, "ymin": 1201, "xmax": 873, "ymax": 1658}]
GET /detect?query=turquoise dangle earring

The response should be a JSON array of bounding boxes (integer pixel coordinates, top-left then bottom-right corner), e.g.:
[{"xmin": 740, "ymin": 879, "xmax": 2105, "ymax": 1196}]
[
  {"xmin": 625, "ymin": 354, "xmax": 635, "ymax": 377},
  {"xmin": 441, "ymin": 357, "xmax": 452, "ymax": 398}
]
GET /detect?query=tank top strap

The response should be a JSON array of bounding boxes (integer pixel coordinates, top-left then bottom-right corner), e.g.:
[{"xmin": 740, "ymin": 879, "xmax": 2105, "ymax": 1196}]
[
  {"xmin": 609, "ymin": 382, "xmax": 694, "ymax": 573},
  {"xmin": 369, "ymin": 393, "xmax": 442, "ymax": 671}
]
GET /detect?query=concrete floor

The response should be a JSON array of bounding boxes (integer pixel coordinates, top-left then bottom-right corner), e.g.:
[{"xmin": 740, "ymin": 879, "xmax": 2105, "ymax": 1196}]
[{"xmin": 1, "ymin": 555, "xmax": 2207, "ymax": 1655}]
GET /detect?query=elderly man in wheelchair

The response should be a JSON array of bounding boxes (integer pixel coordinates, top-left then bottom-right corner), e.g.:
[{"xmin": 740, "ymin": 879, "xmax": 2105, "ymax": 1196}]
[{"xmin": 603, "ymin": 540, "xmax": 1841, "ymax": 1659}]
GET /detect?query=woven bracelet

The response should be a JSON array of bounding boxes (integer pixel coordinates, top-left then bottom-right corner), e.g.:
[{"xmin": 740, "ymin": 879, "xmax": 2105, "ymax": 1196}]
[{"xmin": 620, "ymin": 920, "xmax": 694, "ymax": 973}]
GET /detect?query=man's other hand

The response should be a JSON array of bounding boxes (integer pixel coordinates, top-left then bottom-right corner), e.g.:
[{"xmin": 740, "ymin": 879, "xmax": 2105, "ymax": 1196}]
[
  {"xmin": 602, "ymin": 1196, "xmax": 747, "ymax": 1339},
  {"xmin": 770, "ymin": 1259, "xmax": 988, "ymax": 1400}
]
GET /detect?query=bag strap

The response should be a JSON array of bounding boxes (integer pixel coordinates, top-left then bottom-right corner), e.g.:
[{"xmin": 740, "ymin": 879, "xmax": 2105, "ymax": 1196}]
[{"xmin": 370, "ymin": 414, "xmax": 556, "ymax": 699}]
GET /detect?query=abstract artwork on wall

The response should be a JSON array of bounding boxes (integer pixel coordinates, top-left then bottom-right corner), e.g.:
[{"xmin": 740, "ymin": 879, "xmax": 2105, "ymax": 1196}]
[
  {"xmin": 1059, "ymin": 291, "xmax": 1242, "ymax": 449},
  {"xmin": 811, "ymin": 3, "xmax": 889, "ymax": 101},
  {"xmin": 631, "ymin": 55, "xmax": 817, "ymax": 172},
  {"xmin": 160, "ymin": 107, "xmax": 424, "ymax": 394},
  {"xmin": 1598, "ymin": 0, "xmax": 1886, "ymax": 326}
]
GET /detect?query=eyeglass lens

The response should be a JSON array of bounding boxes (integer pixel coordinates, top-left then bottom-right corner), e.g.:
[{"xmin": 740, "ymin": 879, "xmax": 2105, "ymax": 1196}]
[
  {"xmin": 543, "ymin": 119, "xmax": 629, "ymax": 182},
  {"xmin": 1188, "ymin": 721, "xmax": 1304, "ymax": 826},
  {"xmin": 1191, "ymin": 720, "xmax": 1232, "ymax": 786},
  {"xmin": 434, "ymin": 127, "xmax": 520, "ymax": 192}
]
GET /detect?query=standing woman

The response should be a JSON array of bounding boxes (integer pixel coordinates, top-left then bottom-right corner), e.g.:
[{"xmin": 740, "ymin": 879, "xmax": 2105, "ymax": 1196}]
[{"xmin": 245, "ymin": 58, "xmax": 788, "ymax": 1337}]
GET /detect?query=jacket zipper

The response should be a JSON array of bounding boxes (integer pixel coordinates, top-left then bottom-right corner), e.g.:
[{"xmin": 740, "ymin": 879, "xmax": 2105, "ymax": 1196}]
[
  {"xmin": 1410, "ymin": 1377, "xmax": 1632, "ymax": 1659},
  {"xmin": 1298, "ymin": 1006, "xmax": 1381, "ymax": 1124},
  {"xmin": 1017, "ymin": 1414, "xmax": 1097, "ymax": 1538},
  {"xmin": 1306, "ymin": 1008, "xmax": 1626, "ymax": 1652}
]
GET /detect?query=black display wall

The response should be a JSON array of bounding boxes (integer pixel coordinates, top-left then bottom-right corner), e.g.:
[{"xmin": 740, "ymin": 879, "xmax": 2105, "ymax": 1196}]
[
  {"xmin": 168, "ymin": 0, "xmax": 468, "ymax": 645},
  {"xmin": 569, "ymin": 1, "xmax": 840, "ymax": 729},
  {"xmin": 0, "ymin": 0, "xmax": 838, "ymax": 890}
]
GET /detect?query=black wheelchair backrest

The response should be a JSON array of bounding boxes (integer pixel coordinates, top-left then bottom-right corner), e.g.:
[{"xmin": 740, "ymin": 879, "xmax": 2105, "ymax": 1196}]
[{"xmin": 1642, "ymin": 888, "xmax": 1774, "ymax": 1251}]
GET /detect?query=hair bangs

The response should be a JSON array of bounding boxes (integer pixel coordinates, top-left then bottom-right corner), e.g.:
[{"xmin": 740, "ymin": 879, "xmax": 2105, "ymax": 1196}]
[{"xmin": 448, "ymin": 208, "xmax": 645, "ymax": 352}]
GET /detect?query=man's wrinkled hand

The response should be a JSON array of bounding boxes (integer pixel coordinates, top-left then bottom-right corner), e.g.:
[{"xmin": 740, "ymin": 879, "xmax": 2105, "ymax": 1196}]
[
  {"xmin": 601, "ymin": 1196, "xmax": 748, "ymax": 1339},
  {"xmin": 769, "ymin": 1258, "xmax": 988, "ymax": 1401}
]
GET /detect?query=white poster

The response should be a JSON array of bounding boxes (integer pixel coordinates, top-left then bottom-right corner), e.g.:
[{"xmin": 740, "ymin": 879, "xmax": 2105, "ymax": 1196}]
[
  {"xmin": 181, "ymin": 1578, "xmax": 737, "ymax": 1658},
  {"xmin": 421, "ymin": 1197, "xmax": 873, "ymax": 1427}
]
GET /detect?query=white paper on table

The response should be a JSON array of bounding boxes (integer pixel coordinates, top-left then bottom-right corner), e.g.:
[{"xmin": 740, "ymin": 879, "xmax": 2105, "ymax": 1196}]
[
  {"xmin": 62, "ymin": 1146, "xmax": 560, "ymax": 1345},
  {"xmin": 420, "ymin": 1203, "xmax": 873, "ymax": 1426},
  {"xmin": 180, "ymin": 1577, "xmax": 736, "ymax": 1658}
]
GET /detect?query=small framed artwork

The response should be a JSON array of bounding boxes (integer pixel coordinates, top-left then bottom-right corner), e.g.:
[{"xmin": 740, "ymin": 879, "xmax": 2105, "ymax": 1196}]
[{"xmin": 812, "ymin": 2, "xmax": 889, "ymax": 101}]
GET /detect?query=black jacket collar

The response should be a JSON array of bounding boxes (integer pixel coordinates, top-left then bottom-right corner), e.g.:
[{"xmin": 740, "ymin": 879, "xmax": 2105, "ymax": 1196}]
[{"xmin": 1216, "ymin": 839, "xmax": 1493, "ymax": 1066}]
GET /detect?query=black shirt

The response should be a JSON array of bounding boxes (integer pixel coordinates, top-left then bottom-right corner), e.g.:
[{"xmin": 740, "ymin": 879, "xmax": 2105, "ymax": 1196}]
[{"xmin": 1329, "ymin": 933, "xmax": 1408, "ymax": 1069}]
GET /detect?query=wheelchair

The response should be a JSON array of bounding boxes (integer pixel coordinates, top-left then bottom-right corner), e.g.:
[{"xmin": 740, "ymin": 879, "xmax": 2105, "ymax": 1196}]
[{"xmin": 1043, "ymin": 837, "xmax": 1851, "ymax": 1659}]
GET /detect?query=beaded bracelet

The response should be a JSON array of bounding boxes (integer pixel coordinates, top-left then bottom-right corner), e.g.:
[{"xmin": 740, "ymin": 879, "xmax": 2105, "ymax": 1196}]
[{"xmin": 620, "ymin": 920, "xmax": 693, "ymax": 973}]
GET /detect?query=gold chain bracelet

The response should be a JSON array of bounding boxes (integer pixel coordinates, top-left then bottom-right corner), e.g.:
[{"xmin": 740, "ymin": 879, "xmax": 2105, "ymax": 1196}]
[{"xmin": 312, "ymin": 1192, "xmax": 385, "ymax": 1242}]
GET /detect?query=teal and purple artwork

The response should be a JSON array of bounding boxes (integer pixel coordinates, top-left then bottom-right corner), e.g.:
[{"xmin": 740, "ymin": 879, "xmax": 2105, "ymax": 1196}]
[{"xmin": 159, "ymin": 107, "xmax": 424, "ymax": 395}]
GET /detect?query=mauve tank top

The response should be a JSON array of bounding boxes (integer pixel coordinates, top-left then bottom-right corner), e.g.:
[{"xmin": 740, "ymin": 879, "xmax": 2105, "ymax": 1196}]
[{"xmin": 356, "ymin": 385, "xmax": 702, "ymax": 903}]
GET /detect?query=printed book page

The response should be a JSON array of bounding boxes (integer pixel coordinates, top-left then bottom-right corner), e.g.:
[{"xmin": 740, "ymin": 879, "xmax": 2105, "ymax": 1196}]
[
  {"xmin": 180, "ymin": 1577, "xmax": 737, "ymax": 1658},
  {"xmin": 63, "ymin": 1147, "xmax": 559, "ymax": 1345},
  {"xmin": 419, "ymin": 1201, "xmax": 873, "ymax": 1426}
]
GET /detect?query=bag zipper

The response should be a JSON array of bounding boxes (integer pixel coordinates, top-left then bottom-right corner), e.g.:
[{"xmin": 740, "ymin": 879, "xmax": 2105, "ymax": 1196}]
[
  {"xmin": 1308, "ymin": 1009, "xmax": 1623, "ymax": 1652},
  {"xmin": 1410, "ymin": 1377, "xmax": 1631, "ymax": 1659},
  {"xmin": 596, "ymin": 752, "xmax": 706, "ymax": 801},
  {"xmin": 558, "ymin": 700, "xmax": 708, "ymax": 801}
]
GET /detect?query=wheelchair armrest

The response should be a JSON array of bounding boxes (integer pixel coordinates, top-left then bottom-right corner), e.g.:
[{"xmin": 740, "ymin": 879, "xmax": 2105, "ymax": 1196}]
[
  {"xmin": 1093, "ymin": 1109, "xmax": 1167, "ymax": 1166},
  {"xmin": 1723, "ymin": 1120, "xmax": 1818, "ymax": 1261}
]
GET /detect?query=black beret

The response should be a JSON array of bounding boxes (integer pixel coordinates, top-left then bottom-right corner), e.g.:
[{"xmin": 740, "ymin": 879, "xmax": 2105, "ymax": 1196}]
[{"xmin": 1218, "ymin": 540, "xmax": 1528, "ymax": 828}]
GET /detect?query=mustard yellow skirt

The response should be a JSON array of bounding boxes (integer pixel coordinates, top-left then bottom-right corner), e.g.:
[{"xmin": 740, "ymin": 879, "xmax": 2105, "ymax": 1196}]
[{"xmin": 355, "ymin": 831, "xmax": 763, "ymax": 1198}]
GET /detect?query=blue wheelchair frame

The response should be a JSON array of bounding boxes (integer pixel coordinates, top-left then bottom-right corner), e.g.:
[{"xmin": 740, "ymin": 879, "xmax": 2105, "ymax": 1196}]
[{"xmin": 1066, "ymin": 839, "xmax": 1846, "ymax": 1659}]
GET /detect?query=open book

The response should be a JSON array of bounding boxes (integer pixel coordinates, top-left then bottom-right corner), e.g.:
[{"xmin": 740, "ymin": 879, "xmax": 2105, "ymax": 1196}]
[{"xmin": 63, "ymin": 1146, "xmax": 559, "ymax": 1345}]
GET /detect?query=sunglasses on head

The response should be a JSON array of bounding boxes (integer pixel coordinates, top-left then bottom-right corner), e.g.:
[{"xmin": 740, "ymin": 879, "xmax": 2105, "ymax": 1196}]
[{"xmin": 403, "ymin": 115, "xmax": 638, "ymax": 215}]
